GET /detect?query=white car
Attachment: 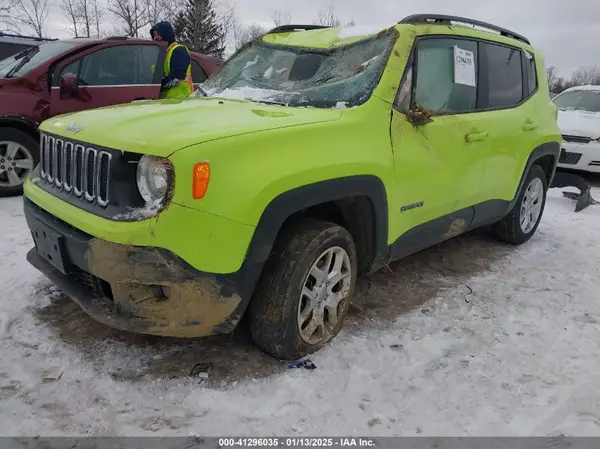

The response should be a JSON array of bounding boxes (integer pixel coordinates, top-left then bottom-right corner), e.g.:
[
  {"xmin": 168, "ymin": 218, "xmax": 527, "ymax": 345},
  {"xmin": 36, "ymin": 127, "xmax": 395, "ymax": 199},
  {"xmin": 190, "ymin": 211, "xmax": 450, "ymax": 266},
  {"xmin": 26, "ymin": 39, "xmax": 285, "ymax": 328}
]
[{"xmin": 554, "ymin": 85, "xmax": 600, "ymax": 173}]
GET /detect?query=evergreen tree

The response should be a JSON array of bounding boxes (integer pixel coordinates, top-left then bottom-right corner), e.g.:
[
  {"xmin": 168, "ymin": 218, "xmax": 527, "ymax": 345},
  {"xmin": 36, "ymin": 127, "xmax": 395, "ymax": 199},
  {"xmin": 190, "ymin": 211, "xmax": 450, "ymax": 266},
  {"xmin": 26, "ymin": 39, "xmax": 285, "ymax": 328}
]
[{"xmin": 173, "ymin": 0, "xmax": 225, "ymax": 59}]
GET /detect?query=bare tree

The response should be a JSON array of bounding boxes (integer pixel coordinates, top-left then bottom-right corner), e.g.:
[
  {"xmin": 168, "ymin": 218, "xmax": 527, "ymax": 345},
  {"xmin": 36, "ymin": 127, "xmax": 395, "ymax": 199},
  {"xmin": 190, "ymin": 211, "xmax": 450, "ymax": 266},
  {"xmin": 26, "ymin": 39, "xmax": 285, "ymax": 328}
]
[
  {"xmin": 91, "ymin": 0, "xmax": 104, "ymax": 37},
  {"xmin": 315, "ymin": 4, "xmax": 340, "ymax": 27},
  {"xmin": 61, "ymin": 0, "xmax": 105, "ymax": 38},
  {"xmin": 143, "ymin": 0, "xmax": 169, "ymax": 29},
  {"xmin": 13, "ymin": 0, "xmax": 49, "ymax": 37},
  {"xmin": 570, "ymin": 66, "xmax": 600, "ymax": 86},
  {"xmin": 215, "ymin": 0, "xmax": 235, "ymax": 36},
  {"xmin": 61, "ymin": 0, "xmax": 81, "ymax": 36},
  {"xmin": 79, "ymin": 0, "xmax": 92, "ymax": 36},
  {"xmin": 108, "ymin": 0, "xmax": 146, "ymax": 37},
  {"xmin": 1, "ymin": 0, "xmax": 18, "ymax": 30},
  {"xmin": 546, "ymin": 66, "xmax": 558, "ymax": 90},
  {"xmin": 314, "ymin": 4, "xmax": 354, "ymax": 27},
  {"xmin": 271, "ymin": 9, "xmax": 291, "ymax": 27},
  {"xmin": 233, "ymin": 22, "xmax": 265, "ymax": 50}
]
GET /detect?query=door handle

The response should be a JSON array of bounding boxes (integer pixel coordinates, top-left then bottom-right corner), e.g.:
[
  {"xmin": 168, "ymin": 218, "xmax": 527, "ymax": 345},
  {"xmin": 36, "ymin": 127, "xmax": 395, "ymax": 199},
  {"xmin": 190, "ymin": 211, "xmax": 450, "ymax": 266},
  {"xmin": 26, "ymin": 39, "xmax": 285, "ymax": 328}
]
[
  {"xmin": 522, "ymin": 120, "xmax": 539, "ymax": 131},
  {"xmin": 465, "ymin": 131, "xmax": 488, "ymax": 142}
]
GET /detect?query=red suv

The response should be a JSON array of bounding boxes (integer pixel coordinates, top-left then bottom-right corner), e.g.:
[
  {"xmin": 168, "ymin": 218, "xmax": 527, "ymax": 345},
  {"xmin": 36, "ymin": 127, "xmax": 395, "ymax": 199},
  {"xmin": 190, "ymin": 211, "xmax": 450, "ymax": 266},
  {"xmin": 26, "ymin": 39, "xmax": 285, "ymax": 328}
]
[{"xmin": 0, "ymin": 36, "xmax": 221, "ymax": 196}]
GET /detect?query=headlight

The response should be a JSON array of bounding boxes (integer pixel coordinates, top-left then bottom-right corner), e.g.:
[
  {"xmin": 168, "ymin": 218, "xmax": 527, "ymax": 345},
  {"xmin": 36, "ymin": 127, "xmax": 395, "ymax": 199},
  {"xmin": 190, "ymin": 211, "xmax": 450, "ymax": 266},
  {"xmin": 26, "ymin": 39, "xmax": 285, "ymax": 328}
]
[{"xmin": 136, "ymin": 155, "xmax": 171, "ymax": 204}]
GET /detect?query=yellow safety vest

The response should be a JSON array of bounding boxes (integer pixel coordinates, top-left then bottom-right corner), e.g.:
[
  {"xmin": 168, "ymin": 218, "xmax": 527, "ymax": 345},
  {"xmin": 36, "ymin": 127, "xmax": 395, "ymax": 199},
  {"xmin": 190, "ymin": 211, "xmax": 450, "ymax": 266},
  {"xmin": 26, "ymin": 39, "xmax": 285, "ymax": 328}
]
[{"xmin": 161, "ymin": 42, "xmax": 194, "ymax": 99}]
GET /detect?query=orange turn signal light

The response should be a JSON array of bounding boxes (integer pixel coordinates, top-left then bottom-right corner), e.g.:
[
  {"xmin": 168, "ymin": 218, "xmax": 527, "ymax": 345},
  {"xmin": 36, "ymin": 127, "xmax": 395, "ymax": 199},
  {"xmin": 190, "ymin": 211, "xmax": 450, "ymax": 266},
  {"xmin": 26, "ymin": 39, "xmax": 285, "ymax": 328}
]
[{"xmin": 192, "ymin": 162, "xmax": 210, "ymax": 199}]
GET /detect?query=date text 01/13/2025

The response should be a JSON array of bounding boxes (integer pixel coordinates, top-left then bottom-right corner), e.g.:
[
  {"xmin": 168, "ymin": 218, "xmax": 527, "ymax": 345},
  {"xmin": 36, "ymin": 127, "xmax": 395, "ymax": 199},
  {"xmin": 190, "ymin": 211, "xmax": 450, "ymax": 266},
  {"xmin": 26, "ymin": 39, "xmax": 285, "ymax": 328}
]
[{"xmin": 218, "ymin": 438, "xmax": 377, "ymax": 447}]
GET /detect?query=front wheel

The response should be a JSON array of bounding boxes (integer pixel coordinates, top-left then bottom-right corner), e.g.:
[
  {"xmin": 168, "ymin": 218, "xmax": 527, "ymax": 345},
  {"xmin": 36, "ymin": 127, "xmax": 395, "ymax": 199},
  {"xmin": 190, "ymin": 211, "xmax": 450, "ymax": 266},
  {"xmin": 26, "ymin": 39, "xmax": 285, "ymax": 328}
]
[
  {"xmin": 248, "ymin": 219, "xmax": 358, "ymax": 360},
  {"xmin": 0, "ymin": 129, "xmax": 38, "ymax": 197},
  {"xmin": 488, "ymin": 164, "xmax": 548, "ymax": 244}
]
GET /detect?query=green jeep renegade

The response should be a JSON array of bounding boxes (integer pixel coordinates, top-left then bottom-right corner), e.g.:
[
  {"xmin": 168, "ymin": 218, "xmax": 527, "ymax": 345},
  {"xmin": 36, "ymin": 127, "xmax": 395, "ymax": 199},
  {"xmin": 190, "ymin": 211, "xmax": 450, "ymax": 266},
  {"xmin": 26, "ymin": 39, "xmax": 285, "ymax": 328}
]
[{"xmin": 23, "ymin": 15, "xmax": 561, "ymax": 360}]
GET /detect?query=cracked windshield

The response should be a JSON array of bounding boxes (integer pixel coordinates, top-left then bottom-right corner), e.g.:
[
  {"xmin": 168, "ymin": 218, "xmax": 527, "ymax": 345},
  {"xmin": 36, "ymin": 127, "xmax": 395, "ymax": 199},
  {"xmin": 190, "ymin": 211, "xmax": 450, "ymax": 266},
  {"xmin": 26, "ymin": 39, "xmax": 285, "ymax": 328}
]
[{"xmin": 198, "ymin": 33, "xmax": 393, "ymax": 108}]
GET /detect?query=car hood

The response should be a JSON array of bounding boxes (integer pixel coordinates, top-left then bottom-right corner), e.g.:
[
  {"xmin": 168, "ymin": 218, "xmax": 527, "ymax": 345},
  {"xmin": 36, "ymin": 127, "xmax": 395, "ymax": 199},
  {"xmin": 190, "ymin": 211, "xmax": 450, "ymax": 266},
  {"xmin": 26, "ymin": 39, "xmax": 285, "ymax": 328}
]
[
  {"xmin": 557, "ymin": 109, "xmax": 600, "ymax": 139},
  {"xmin": 40, "ymin": 97, "xmax": 343, "ymax": 157}
]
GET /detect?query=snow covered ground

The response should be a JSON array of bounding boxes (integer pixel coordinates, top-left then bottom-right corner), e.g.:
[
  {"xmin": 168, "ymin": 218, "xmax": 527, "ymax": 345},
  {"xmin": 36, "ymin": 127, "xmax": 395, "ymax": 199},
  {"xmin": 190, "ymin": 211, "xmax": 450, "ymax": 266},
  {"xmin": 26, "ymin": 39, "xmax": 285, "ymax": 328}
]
[{"xmin": 1, "ymin": 185, "xmax": 599, "ymax": 437}]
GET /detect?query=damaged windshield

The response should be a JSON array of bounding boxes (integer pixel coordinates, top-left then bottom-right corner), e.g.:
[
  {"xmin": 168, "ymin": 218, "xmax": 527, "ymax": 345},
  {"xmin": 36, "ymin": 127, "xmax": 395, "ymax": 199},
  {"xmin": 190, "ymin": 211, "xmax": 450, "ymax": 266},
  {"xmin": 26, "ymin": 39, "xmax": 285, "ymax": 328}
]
[
  {"xmin": 553, "ymin": 89, "xmax": 600, "ymax": 113},
  {"xmin": 198, "ymin": 32, "xmax": 394, "ymax": 108}
]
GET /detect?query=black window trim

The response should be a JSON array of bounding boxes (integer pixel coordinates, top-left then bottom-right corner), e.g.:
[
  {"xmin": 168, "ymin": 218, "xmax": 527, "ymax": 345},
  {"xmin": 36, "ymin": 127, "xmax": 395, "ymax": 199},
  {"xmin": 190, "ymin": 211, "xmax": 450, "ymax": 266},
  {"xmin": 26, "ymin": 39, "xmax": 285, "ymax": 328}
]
[
  {"xmin": 48, "ymin": 43, "xmax": 101, "ymax": 88},
  {"xmin": 191, "ymin": 59, "xmax": 208, "ymax": 83},
  {"xmin": 480, "ymin": 40, "xmax": 525, "ymax": 110},
  {"xmin": 392, "ymin": 48, "xmax": 415, "ymax": 113},
  {"xmin": 51, "ymin": 42, "xmax": 163, "ymax": 88},
  {"xmin": 522, "ymin": 48, "xmax": 539, "ymax": 98},
  {"xmin": 391, "ymin": 33, "xmax": 538, "ymax": 117},
  {"xmin": 59, "ymin": 58, "xmax": 83, "ymax": 86}
]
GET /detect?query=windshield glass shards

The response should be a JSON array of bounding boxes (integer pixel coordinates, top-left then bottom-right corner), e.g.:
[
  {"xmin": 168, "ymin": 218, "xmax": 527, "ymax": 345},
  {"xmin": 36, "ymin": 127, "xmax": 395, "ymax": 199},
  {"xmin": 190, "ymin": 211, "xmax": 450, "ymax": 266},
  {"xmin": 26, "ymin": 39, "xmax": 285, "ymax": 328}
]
[{"xmin": 198, "ymin": 32, "xmax": 395, "ymax": 109}]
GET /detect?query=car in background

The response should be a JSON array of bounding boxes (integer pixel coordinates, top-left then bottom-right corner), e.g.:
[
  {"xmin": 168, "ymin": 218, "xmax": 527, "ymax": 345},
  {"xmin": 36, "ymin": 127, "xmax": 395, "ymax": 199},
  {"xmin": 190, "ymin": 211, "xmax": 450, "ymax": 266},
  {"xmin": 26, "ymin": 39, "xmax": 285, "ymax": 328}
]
[
  {"xmin": 0, "ymin": 32, "xmax": 57, "ymax": 61},
  {"xmin": 0, "ymin": 36, "xmax": 222, "ymax": 196},
  {"xmin": 553, "ymin": 85, "xmax": 600, "ymax": 173}
]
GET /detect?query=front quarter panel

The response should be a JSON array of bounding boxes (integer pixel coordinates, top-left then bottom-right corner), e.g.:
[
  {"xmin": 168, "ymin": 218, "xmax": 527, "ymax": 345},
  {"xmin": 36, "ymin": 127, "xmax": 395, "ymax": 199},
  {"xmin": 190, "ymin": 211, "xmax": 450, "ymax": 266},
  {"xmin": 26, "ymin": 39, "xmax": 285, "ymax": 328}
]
[{"xmin": 168, "ymin": 100, "xmax": 396, "ymax": 230}]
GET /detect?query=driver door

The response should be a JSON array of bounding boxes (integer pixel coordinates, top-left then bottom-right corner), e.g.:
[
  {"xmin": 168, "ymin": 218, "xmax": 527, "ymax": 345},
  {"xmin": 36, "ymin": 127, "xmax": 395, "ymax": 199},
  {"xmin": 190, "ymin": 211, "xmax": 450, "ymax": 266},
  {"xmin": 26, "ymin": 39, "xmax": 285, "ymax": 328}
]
[
  {"xmin": 50, "ymin": 43, "xmax": 164, "ymax": 117},
  {"xmin": 389, "ymin": 36, "xmax": 489, "ymax": 251}
]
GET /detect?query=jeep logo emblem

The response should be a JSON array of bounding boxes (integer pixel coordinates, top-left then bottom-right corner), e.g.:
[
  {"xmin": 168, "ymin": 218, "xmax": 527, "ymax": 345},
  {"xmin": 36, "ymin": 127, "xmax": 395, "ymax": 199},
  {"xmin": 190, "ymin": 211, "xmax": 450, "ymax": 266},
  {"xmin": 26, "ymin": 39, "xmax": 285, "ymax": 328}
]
[{"xmin": 66, "ymin": 123, "xmax": 84, "ymax": 133}]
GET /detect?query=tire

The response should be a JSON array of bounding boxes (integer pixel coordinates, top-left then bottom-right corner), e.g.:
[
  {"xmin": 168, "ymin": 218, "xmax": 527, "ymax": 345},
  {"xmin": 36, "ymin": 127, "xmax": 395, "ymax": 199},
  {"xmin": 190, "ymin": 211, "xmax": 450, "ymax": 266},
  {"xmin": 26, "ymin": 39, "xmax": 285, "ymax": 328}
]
[
  {"xmin": 488, "ymin": 164, "xmax": 548, "ymax": 245},
  {"xmin": 248, "ymin": 219, "xmax": 358, "ymax": 360},
  {"xmin": 0, "ymin": 128, "xmax": 39, "ymax": 197}
]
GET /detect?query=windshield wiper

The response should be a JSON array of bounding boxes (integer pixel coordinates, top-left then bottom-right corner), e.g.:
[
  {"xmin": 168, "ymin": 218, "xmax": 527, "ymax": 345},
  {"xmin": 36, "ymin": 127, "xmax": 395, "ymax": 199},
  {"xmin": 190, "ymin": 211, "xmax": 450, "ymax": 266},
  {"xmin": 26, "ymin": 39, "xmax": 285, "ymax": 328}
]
[
  {"xmin": 11, "ymin": 46, "xmax": 37, "ymax": 61},
  {"xmin": 254, "ymin": 99, "xmax": 288, "ymax": 106},
  {"xmin": 312, "ymin": 75, "xmax": 335, "ymax": 85},
  {"xmin": 5, "ymin": 46, "xmax": 39, "ymax": 78}
]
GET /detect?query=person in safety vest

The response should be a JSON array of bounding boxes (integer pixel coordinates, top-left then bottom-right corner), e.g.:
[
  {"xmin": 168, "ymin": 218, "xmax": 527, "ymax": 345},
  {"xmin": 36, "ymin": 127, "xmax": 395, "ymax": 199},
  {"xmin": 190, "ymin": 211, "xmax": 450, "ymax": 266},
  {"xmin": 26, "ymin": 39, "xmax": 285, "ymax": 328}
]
[{"xmin": 150, "ymin": 21, "xmax": 194, "ymax": 98}]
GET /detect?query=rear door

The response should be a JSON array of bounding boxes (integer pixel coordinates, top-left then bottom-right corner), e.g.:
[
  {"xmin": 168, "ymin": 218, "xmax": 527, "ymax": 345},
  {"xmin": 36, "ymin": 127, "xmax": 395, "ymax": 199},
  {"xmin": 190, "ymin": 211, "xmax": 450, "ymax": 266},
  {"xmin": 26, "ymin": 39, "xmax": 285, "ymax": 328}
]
[
  {"xmin": 50, "ymin": 43, "xmax": 163, "ymax": 117},
  {"xmin": 476, "ymin": 41, "xmax": 540, "ymax": 202}
]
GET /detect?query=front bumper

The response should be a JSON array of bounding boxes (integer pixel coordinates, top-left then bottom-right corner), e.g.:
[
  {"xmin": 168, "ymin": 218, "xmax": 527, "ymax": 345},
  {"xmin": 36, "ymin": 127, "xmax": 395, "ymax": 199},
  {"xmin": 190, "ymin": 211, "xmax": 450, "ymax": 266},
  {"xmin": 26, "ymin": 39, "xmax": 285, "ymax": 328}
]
[
  {"xmin": 557, "ymin": 141, "xmax": 600, "ymax": 173},
  {"xmin": 24, "ymin": 198, "xmax": 260, "ymax": 338}
]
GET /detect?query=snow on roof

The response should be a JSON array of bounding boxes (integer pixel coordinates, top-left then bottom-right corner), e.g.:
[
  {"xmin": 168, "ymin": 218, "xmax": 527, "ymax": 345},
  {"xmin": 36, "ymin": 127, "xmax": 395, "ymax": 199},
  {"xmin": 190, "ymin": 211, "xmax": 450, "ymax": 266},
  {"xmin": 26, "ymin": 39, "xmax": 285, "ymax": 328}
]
[
  {"xmin": 205, "ymin": 86, "xmax": 292, "ymax": 103},
  {"xmin": 337, "ymin": 24, "xmax": 392, "ymax": 39}
]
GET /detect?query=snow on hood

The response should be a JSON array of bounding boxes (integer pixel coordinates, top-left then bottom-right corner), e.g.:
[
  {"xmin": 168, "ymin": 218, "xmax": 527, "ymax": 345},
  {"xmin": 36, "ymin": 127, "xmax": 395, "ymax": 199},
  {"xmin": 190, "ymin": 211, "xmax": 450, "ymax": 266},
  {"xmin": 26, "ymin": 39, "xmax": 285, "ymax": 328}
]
[
  {"xmin": 205, "ymin": 86, "xmax": 298, "ymax": 104},
  {"xmin": 557, "ymin": 109, "xmax": 600, "ymax": 139},
  {"xmin": 204, "ymin": 87, "xmax": 356, "ymax": 110}
]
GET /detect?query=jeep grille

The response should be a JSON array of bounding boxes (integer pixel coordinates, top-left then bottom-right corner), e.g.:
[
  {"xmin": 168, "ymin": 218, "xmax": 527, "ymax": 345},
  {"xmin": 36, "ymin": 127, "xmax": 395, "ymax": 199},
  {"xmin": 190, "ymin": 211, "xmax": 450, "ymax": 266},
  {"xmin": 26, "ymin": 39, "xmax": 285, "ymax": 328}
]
[{"xmin": 39, "ymin": 134, "xmax": 111, "ymax": 206}]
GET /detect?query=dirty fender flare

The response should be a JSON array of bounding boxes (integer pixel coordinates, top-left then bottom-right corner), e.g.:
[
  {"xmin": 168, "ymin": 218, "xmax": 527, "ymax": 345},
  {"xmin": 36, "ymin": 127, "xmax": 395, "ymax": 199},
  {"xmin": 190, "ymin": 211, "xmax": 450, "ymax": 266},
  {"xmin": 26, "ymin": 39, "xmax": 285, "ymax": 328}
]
[
  {"xmin": 245, "ymin": 175, "xmax": 389, "ymax": 265},
  {"xmin": 510, "ymin": 141, "xmax": 560, "ymax": 210}
]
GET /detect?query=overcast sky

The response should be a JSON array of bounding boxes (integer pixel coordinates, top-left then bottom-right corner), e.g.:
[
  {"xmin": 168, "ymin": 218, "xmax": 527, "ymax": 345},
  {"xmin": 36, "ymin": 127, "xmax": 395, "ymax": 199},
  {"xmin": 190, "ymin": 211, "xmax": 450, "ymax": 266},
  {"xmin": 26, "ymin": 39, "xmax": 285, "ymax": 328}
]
[{"xmin": 46, "ymin": 0, "xmax": 600, "ymax": 77}]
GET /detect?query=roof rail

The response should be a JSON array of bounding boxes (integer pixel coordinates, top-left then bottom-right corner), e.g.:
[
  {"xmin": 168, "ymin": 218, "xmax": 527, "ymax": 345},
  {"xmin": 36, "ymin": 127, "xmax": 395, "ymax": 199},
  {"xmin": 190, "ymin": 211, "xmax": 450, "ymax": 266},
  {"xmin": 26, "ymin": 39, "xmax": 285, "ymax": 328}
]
[
  {"xmin": 267, "ymin": 24, "xmax": 331, "ymax": 34},
  {"xmin": 0, "ymin": 32, "xmax": 56, "ymax": 41},
  {"xmin": 398, "ymin": 14, "xmax": 530, "ymax": 45},
  {"xmin": 105, "ymin": 35, "xmax": 130, "ymax": 40}
]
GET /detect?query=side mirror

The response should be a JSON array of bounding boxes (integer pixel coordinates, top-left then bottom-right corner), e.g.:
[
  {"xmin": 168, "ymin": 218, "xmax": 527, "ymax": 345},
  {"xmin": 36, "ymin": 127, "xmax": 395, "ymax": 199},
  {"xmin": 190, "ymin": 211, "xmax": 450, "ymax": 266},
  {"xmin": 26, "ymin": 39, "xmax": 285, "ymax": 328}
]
[
  {"xmin": 406, "ymin": 103, "xmax": 434, "ymax": 126},
  {"xmin": 59, "ymin": 72, "xmax": 78, "ymax": 97}
]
